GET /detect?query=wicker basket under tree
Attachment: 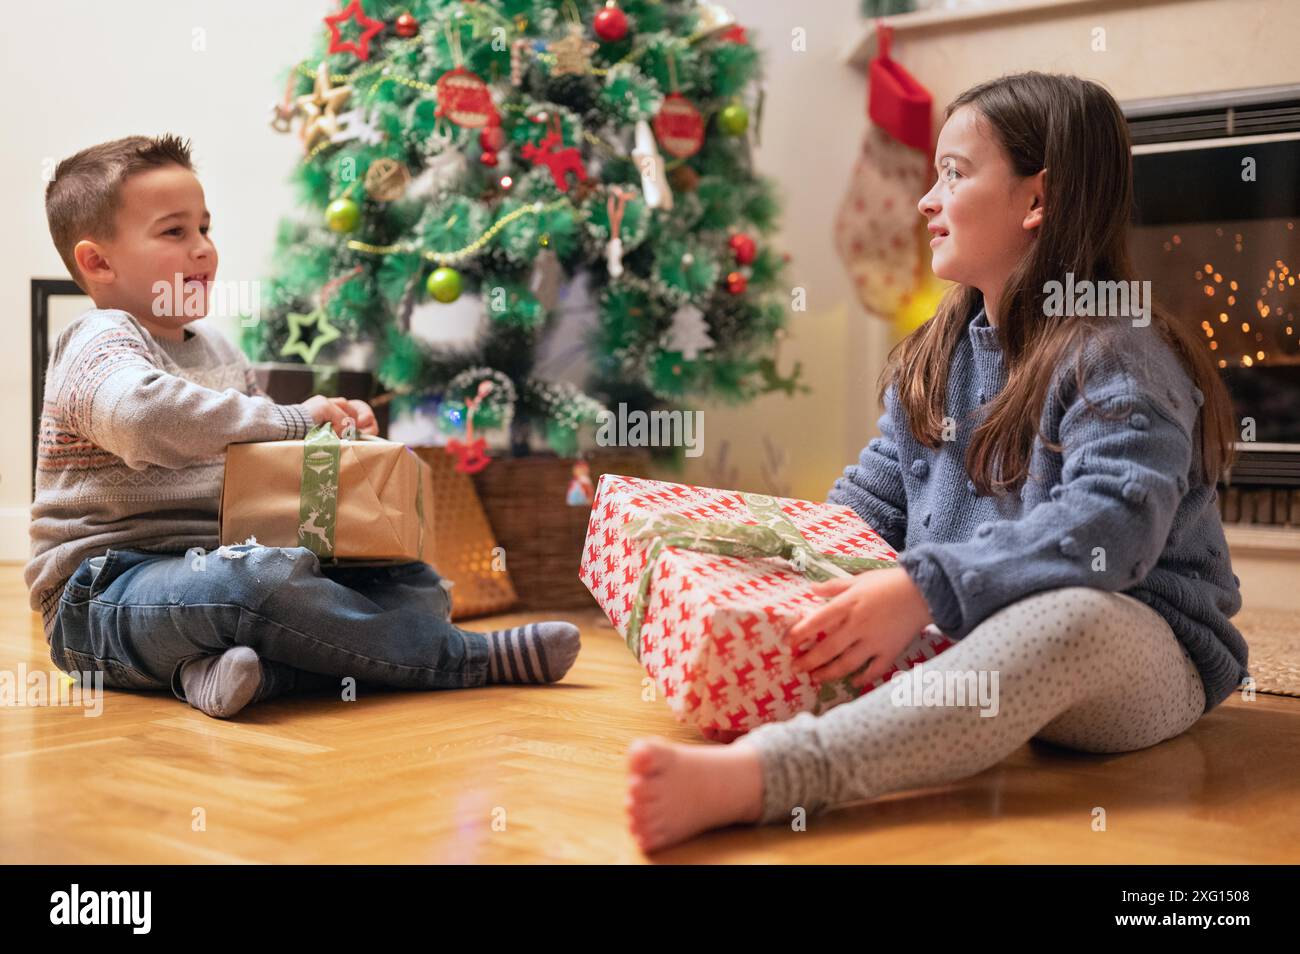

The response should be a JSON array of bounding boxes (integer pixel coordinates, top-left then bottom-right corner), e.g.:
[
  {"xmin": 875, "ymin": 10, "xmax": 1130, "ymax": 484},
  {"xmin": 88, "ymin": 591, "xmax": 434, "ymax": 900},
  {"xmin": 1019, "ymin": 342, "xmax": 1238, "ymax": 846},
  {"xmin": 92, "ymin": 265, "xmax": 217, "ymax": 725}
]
[{"xmin": 470, "ymin": 447, "xmax": 654, "ymax": 611}]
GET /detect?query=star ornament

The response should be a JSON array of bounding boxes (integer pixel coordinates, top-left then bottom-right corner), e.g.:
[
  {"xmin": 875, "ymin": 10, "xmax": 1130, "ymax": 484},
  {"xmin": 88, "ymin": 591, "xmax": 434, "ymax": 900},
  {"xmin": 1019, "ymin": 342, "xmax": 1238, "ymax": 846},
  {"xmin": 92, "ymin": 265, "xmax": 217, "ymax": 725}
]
[
  {"xmin": 550, "ymin": 23, "xmax": 597, "ymax": 76},
  {"xmin": 324, "ymin": 0, "xmax": 385, "ymax": 62},
  {"xmin": 297, "ymin": 62, "xmax": 353, "ymax": 150},
  {"xmin": 281, "ymin": 308, "xmax": 342, "ymax": 365}
]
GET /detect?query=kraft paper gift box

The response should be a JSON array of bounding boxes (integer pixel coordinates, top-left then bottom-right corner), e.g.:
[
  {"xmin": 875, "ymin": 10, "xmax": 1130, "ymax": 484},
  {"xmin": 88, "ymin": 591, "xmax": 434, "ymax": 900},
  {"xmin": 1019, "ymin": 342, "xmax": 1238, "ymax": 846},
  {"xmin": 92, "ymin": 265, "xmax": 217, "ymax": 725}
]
[
  {"xmin": 220, "ymin": 422, "xmax": 436, "ymax": 565},
  {"xmin": 579, "ymin": 474, "xmax": 955, "ymax": 736}
]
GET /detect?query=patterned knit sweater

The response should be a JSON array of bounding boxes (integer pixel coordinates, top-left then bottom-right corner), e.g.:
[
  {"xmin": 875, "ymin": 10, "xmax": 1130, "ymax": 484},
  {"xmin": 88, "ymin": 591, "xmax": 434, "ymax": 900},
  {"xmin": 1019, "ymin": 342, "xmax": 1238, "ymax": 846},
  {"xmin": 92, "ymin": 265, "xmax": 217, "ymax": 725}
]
[
  {"xmin": 829, "ymin": 302, "xmax": 1250, "ymax": 714},
  {"xmin": 26, "ymin": 308, "xmax": 315, "ymax": 639}
]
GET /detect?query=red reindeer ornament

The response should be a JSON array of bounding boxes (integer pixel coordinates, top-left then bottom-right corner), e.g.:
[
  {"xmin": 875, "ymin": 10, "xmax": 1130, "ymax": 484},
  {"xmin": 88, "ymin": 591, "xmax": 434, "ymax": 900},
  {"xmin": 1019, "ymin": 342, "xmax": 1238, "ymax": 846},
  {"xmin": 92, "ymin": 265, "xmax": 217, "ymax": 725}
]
[{"xmin": 520, "ymin": 113, "xmax": 587, "ymax": 192}]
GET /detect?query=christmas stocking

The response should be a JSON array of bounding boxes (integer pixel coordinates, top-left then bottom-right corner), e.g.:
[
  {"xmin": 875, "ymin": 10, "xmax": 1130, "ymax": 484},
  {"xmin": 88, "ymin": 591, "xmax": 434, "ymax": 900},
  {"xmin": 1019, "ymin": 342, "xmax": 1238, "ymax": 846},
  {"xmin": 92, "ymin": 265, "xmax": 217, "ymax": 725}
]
[{"xmin": 834, "ymin": 23, "xmax": 933, "ymax": 318}]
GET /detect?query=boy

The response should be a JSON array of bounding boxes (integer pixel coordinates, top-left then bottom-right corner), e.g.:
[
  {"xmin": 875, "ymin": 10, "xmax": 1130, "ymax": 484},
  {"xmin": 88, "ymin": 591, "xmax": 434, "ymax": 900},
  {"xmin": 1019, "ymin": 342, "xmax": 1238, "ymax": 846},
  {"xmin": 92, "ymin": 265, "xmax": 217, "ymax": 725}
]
[{"xmin": 27, "ymin": 134, "xmax": 579, "ymax": 719}]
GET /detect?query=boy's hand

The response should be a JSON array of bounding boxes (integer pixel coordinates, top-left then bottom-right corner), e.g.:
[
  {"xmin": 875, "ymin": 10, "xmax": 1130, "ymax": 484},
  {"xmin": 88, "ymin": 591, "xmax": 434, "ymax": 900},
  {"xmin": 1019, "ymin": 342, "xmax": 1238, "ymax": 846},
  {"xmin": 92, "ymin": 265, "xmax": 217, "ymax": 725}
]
[
  {"xmin": 303, "ymin": 394, "xmax": 378, "ymax": 437},
  {"xmin": 784, "ymin": 566, "xmax": 935, "ymax": 688},
  {"xmin": 328, "ymin": 396, "xmax": 379, "ymax": 436}
]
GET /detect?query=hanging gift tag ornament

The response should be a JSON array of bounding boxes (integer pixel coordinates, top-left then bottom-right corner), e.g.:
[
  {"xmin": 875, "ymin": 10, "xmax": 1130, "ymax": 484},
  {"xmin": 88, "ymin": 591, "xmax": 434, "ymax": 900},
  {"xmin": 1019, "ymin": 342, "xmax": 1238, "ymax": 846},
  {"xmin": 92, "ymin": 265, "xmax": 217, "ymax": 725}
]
[
  {"xmin": 632, "ymin": 119, "xmax": 673, "ymax": 210},
  {"xmin": 324, "ymin": 0, "xmax": 386, "ymax": 62},
  {"xmin": 653, "ymin": 92, "xmax": 705, "ymax": 158},
  {"xmin": 364, "ymin": 157, "xmax": 411, "ymax": 201},
  {"xmin": 529, "ymin": 246, "xmax": 563, "ymax": 311}
]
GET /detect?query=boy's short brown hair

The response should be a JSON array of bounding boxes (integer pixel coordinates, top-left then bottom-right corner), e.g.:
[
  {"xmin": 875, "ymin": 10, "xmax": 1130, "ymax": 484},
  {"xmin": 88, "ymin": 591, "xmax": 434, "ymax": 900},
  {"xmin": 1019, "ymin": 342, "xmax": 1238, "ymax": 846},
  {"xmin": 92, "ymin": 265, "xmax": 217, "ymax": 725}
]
[{"xmin": 45, "ymin": 134, "xmax": 195, "ymax": 293}]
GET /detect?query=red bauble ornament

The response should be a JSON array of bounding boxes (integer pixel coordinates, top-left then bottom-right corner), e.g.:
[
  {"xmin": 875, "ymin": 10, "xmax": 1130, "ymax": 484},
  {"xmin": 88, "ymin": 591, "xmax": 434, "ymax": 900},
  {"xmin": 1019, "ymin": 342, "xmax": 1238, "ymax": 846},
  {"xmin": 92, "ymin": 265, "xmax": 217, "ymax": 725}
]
[
  {"xmin": 726, "ymin": 271, "xmax": 748, "ymax": 295},
  {"xmin": 480, "ymin": 152, "xmax": 499, "ymax": 167},
  {"xmin": 324, "ymin": 0, "xmax": 386, "ymax": 62},
  {"xmin": 720, "ymin": 25, "xmax": 748, "ymax": 45},
  {"xmin": 594, "ymin": 4, "xmax": 629, "ymax": 42},
  {"xmin": 729, "ymin": 232, "xmax": 757, "ymax": 265},
  {"xmin": 653, "ymin": 93, "xmax": 706, "ymax": 159},
  {"xmin": 394, "ymin": 12, "xmax": 419, "ymax": 38},
  {"xmin": 435, "ymin": 67, "xmax": 499, "ymax": 128}
]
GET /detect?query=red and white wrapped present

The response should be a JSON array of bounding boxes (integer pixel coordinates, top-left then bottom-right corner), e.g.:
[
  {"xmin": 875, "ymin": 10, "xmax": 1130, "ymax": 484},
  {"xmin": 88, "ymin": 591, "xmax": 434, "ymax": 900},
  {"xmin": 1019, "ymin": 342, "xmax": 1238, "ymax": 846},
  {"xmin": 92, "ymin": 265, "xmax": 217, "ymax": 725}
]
[{"xmin": 579, "ymin": 474, "xmax": 955, "ymax": 737}]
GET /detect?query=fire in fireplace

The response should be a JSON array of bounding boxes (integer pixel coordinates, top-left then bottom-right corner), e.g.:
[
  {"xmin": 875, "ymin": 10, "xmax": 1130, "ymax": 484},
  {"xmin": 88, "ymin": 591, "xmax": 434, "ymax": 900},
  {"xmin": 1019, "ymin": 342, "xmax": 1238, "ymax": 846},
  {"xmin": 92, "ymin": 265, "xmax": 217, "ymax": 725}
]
[{"xmin": 1125, "ymin": 84, "xmax": 1300, "ymax": 525}]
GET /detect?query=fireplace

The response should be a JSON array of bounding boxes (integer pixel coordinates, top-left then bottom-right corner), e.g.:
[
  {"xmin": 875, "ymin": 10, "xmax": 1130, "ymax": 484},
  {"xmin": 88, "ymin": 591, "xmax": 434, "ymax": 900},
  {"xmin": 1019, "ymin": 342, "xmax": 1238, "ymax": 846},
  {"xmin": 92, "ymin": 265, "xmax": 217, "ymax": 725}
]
[{"xmin": 1126, "ymin": 83, "xmax": 1300, "ymax": 526}]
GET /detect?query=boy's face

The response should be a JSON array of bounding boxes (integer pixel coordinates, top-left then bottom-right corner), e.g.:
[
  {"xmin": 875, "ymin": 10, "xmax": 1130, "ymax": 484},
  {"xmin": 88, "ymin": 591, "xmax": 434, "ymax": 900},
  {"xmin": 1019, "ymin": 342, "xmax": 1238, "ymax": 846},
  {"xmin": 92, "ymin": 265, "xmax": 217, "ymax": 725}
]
[{"xmin": 74, "ymin": 164, "xmax": 218, "ymax": 341}]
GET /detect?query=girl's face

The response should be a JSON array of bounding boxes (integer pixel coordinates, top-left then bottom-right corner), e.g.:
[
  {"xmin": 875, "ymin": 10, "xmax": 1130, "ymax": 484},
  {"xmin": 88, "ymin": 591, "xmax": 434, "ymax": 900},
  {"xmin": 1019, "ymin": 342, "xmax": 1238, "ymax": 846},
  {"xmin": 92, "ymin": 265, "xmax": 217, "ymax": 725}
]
[{"xmin": 917, "ymin": 105, "xmax": 1045, "ymax": 297}]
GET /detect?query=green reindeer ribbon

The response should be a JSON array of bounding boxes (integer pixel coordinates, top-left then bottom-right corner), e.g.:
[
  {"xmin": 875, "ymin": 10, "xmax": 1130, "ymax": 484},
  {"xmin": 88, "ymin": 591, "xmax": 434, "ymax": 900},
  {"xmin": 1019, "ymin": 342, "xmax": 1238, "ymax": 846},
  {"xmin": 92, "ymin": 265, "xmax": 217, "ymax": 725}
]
[
  {"xmin": 621, "ymin": 491, "xmax": 897, "ymax": 660},
  {"xmin": 299, "ymin": 423, "xmax": 342, "ymax": 558},
  {"xmin": 295, "ymin": 423, "xmax": 427, "ymax": 564}
]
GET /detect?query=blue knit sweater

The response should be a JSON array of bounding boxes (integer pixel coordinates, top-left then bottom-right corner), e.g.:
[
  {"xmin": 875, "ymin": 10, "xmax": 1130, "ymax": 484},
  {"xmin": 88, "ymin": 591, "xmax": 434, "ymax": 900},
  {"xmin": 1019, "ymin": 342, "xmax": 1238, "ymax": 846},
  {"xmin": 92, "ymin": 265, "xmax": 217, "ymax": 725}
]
[{"xmin": 829, "ymin": 302, "xmax": 1250, "ymax": 714}]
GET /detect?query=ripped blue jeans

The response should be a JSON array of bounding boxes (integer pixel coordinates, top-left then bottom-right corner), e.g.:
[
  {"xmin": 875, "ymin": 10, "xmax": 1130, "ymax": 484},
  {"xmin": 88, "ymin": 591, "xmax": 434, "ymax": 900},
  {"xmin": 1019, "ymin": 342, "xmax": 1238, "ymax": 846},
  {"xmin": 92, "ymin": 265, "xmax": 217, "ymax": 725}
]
[{"xmin": 49, "ymin": 543, "xmax": 489, "ymax": 705}]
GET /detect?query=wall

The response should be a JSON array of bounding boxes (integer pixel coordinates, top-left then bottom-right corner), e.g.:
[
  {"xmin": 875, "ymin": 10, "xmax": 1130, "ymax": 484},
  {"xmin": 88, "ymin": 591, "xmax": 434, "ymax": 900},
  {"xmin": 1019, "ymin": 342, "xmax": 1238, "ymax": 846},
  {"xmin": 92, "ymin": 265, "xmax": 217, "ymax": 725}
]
[{"xmin": 0, "ymin": 0, "xmax": 879, "ymax": 564}]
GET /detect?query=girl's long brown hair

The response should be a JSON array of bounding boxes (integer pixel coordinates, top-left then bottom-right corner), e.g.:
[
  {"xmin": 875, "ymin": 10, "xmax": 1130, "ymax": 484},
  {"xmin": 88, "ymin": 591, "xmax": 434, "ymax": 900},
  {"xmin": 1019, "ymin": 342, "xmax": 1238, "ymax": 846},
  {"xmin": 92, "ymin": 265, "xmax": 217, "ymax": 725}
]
[{"xmin": 883, "ymin": 71, "xmax": 1236, "ymax": 496}]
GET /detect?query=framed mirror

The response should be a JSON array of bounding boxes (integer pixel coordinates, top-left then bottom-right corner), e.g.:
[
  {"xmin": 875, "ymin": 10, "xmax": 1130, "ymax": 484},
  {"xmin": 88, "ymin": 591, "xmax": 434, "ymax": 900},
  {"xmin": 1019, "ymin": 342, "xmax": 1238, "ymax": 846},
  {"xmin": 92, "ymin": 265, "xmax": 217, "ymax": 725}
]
[{"xmin": 31, "ymin": 278, "xmax": 93, "ymax": 499}]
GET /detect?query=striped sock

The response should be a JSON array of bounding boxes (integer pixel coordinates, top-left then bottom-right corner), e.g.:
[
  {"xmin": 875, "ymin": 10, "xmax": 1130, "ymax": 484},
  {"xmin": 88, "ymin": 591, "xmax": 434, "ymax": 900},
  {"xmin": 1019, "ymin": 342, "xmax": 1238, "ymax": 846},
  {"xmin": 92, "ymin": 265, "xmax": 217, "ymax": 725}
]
[{"xmin": 481, "ymin": 622, "xmax": 580, "ymax": 684}]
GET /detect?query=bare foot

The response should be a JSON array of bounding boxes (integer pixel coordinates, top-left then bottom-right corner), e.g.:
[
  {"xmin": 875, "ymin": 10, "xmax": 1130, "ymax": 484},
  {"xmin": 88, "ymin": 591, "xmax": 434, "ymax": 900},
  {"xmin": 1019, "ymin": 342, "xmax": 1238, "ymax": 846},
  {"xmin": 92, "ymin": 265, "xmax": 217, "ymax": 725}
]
[{"xmin": 625, "ymin": 736, "xmax": 765, "ymax": 853}]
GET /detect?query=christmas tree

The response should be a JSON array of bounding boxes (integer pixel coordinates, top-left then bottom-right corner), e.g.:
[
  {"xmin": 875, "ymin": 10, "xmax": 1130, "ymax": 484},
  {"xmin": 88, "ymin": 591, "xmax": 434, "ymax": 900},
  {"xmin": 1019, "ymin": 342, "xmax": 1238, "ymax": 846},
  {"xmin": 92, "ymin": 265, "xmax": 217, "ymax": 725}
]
[{"xmin": 248, "ymin": 0, "xmax": 803, "ymax": 466}]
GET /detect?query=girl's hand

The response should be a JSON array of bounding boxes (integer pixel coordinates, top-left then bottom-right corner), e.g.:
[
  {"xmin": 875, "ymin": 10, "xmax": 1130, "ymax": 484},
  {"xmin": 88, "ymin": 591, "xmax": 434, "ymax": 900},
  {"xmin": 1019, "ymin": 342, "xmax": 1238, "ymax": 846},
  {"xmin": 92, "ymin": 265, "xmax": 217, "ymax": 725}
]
[{"xmin": 785, "ymin": 566, "xmax": 935, "ymax": 689}]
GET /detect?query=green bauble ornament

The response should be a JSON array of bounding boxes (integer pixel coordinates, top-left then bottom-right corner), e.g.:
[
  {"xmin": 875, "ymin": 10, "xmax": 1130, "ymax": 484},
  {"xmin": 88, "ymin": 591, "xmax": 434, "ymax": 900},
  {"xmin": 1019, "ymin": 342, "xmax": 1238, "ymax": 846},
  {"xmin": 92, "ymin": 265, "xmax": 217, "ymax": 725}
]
[
  {"xmin": 426, "ymin": 266, "xmax": 462, "ymax": 303},
  {"xmin": 719, "ymin": 103, "xmax": 750, "ymax": 136},
  {"xmin": 325, "ymin": 197, "xmax": 361, "ymax": 232}
]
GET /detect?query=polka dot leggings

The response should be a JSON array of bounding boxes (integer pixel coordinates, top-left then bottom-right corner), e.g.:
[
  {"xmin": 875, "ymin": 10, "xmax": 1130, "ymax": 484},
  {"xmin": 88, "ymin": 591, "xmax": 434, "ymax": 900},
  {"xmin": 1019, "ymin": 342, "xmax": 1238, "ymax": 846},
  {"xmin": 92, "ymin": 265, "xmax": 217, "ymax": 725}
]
[{"xmin": 741, "ymin": 586, "xmax": 1207, "ymax": 825}]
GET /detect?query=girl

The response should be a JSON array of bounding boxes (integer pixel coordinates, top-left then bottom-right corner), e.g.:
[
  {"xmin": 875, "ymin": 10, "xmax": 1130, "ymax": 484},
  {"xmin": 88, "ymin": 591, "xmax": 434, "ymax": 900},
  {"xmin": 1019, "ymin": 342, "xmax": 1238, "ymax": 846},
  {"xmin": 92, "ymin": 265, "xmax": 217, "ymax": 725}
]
[{"xmin": 624, "ymin": 72, "xmax": 1250, "ymax": 853}]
